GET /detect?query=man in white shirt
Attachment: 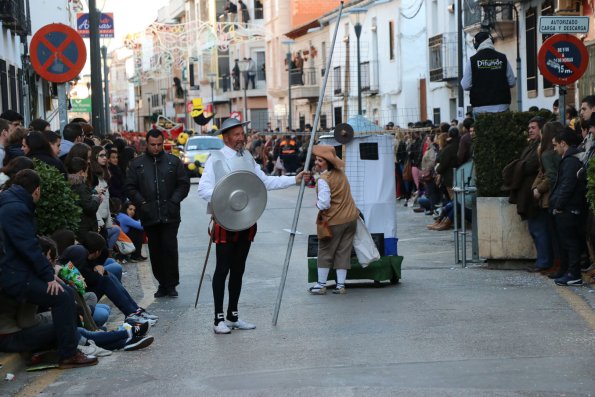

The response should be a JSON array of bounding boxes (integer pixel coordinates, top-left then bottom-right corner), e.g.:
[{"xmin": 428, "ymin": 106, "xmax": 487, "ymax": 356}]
[{"xmin": 197, "ymin": 118, "xmax": 308, "ymax": 334}]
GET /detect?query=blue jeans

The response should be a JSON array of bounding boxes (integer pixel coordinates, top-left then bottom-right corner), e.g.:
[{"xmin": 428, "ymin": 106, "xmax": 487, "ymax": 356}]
[
  {"xmin": 92, "ymin": 303, "xmax": 111, "ymax": 327},
  {"xmin": 104, "ymin": 259, "xmax": 122, "ymax": 282},
  {"xmin": 528, "ymin": 209, "xmax": 553, "ymax": 269},
  {"xmin": 106, "ymin": 226, "xmax": 119, "ymax": 250},
  {"xmin": 89, "ymin": 272, "xmax": 138, "ymax": 317},
  {"xmin": 0, "ymin": 319, "xmax": 57, "ymax": 354},
  {"xmin": 78, "ymin": 327, "xmax": 127, "ymax": 351}
]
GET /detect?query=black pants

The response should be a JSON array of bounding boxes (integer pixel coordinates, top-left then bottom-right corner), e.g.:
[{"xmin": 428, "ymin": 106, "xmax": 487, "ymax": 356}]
[
  {"xmin": 212, "ymin": 234, "xmax": 252, "ymax": 324},
  {"xmin": 127, "ymin": 227, "xmax": 145, "ymax": 258},
  {"xmin": 2, "ymin": 281, "xmax": 77, "ymax": 359},
  {"xmin": 145, "ymin": 222, "xmax": 180, "ymax": 288},
  {"xmin": 554, "ymin": 211, "xmax": 583, "ymax": 276}
]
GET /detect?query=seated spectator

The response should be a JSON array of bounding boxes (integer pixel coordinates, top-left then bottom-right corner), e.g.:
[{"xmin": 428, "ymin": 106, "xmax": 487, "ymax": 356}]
[
  {"xmin": 0, "ymin": 169, "xmax": 97, "ymax": 368},
  {"xmin": 59, "ymin": 232, "xmax": 158, "ymax": 325},
  {"xmin": 116, "ymin": 200, "xmax": 146, "ymax": 262}
]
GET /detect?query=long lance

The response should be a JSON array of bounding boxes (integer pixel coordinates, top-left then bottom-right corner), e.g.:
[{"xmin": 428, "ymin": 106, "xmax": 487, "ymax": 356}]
[
  {"xmin": 195, "ymin": 218, "xmax": 214, "ymax": 308},
  {"xmin": 272, "ymin": 1, "xmax": 345, "ymax": 326}
]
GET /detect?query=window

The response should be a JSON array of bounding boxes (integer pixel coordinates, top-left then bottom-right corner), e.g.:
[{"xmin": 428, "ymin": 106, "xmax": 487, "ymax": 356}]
[
  {"xmin": 361, "ymin": 61, "xmax": 370, "ymax": 91},
  {"xmin": 299, "ymin": 115, "xmax": 305, "ymax": 131},
  {"xmin": 359, "ymin": 143, "xmax": 379, "ymax": 160},
  {"xmin": 8, "ymin": 65, "xmax": 16, "ymax": 111},
  {"xmin": 525, "ymin": 7, "xmax": 537, "ymax": 93},
  {"xmin": 433, "ymin": 108, "xmax": 441, "ymax": 126},
  {"xmin": 333, "ymin": 66, "xmax": 342, "ymax": 94},
  {"xmin": 256, "ymin": 51, "xmax": 265, "ymax": 81},
  {"xmin": 320, "ymin": 113, "xmax": 327, "ymax": 129},
  {"xmin": 389, "ymin": 21, "xmax": 395, "ymax": 60},
  {"xmin": 0, "ymin": 60, "xmax": 8, "ymax": 112},
  {"xmin": 334, "ymin": 106, "xmax": 342, "ymax": 125},
  {"xmin": 254, "ymin": 0, "xmax": 263, "ymax": 19}
]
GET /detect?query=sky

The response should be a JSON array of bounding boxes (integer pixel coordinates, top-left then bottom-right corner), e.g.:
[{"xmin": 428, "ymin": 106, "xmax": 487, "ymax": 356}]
[{"xmin": 86, "ymin": 0, "xmax": 169, "ymax": 50}]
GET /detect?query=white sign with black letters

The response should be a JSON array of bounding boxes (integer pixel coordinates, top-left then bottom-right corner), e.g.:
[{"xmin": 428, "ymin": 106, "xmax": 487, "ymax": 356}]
[{"xmin": 539, "ymin": 16, "xmax": 589, "ymax": 34}]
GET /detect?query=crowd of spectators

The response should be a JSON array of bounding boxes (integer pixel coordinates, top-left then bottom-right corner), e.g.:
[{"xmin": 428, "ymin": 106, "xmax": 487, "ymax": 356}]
[{"xmin": 0, "ymin": 110, "xmax": 156, "ymax": 369}]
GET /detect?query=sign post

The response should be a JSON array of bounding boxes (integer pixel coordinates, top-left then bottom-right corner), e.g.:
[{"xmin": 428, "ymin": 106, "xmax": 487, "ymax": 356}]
[
  {"xmin": 30, "ymin": 23, "xmax": 87, "ymax": 130},
  {"xmin": 539, "ymin": 16, "xmax": 590, "ymax": 34},
  {"xmin": 537, "ymin": 34, "xmax": 588, "ymax": 127}
]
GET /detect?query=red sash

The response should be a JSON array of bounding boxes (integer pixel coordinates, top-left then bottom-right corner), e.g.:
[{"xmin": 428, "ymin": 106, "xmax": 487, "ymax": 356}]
[{"xmin": 210, "ymin": 222, "xmax": 257, "ymax": 244}]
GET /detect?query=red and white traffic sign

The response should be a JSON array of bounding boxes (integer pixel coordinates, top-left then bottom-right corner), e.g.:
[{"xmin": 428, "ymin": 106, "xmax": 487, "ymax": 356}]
[
  {"xmin": 537, "ymin": 34, "xmax": 588, "ymax": 86},
  {"xmin": 30, "ymin": 23, "xmax": 87, "ymax": 83},
  {"xmin": 230, "ymin": 111, "xmax": 242, "ymax": 121}
]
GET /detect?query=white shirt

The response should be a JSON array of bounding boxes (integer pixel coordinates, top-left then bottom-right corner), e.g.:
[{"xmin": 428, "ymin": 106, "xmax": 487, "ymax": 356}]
[
  {"xmin": 197, "ymin": 145, "xmax": 296, "ymax": 202},
  {"xmin": 316, "ymin": 172, "xmax": 331, "ymax": 210}
]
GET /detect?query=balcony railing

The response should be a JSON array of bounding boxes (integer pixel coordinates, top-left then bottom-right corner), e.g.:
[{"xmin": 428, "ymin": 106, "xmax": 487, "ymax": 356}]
[{"xmin": 0, "ymin": 0, "xmax": 31, "ymax": 35}]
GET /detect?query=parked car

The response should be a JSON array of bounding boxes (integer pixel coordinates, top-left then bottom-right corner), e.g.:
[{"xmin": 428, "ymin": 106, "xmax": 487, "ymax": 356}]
[{"xmin": 182, "ymin": 135, "xmax": 224, "ymax": 178}]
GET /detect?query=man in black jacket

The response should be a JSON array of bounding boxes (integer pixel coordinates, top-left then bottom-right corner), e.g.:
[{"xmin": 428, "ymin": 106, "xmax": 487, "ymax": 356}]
[
  {"xmin": 550, "ymin": 128, "xmax": 586, "ymax": 286},
  {"xmin": 0, "ymin": 170, "xmax": 97, "ymax": 367},
  {"xmin": 460, "ymin": 31, "xmax": 516, "ymax": 113},
  {"xmin": 125, "ymin": 129, "xmax": 190, "ymax": 297}
]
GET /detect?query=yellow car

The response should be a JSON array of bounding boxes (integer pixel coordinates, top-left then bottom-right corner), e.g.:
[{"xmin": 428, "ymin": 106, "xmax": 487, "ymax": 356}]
[{"xmin": 182, "ymin": 135, "xmax": 224, "ymax": 178}]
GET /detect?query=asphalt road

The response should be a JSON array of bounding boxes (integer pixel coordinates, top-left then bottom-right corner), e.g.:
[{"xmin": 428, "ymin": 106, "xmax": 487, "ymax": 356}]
[{"xmin": 3, "ymin": 183, "xmax": 595, "ymax": 397}]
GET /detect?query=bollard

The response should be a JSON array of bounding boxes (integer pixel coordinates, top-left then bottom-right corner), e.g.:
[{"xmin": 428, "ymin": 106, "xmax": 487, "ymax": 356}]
[
  {"xmin": 452, "ymin": 168, "xmax": 460, "ymax": 265},
  {"xmin": 460, "ymin": 168, "xmax": 467, "ymax": 268}
]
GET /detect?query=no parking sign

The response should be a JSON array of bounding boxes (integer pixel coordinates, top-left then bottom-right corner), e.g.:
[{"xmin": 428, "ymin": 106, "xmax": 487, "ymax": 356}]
[
  {"xmin": 30, "ymin": 23, "xmax": 87, "ymax": 83},
  {"xmin": 537, "ymin": 34, "xmax": 588, "ymax": 86}
]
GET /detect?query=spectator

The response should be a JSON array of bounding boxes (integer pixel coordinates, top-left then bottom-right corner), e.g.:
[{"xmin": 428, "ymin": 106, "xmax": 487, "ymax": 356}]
[
  {"xmin": 247, "ymin": 57, "xmax": 257, "ymax": 89},
  {"xmin": 59, "ymin": 122, "xmax": 85, "ymax": 159},
  {"xmin": 531, "ymin": 121, "xmax": 562, "ymax": 275},
  {"xmin": 461, "ymin": 31, "xmax": 516, "ymax": 113},
  {"xmin": 125, "ymin": 129, "xmax": 190, "ymax": 298},
  {"xmin": 43, "ymin": 130, "xmax": 62, "ymax": 158},
  {"xmin": 59, "ymin": 232, "xmax": 158, "ymax": 324},
  {"xmin": 0, "ymin": 118, "xmax": 8, "ymax": 165},
  {"xmin": 0, "ymin": 169, "xmax": 97, "ymax": 368},
  {"xmin": 0, "ymin": 110, "xmax": 24, "ymax": 134},
  {"xmin": 67, "ymin": 157, "xmax": 100, "ymax": 243},
  {"xmin": 115, "ymin": 200, "xmax": 146, "ymax": 262},
  {"xmin": 0, "ymin": 156, "xmax": 34, "ymax": 191},
  {"xmin": 4, "ymin": 126, "xmax": 27, "ymax": 165},
  {"xmin": 24, "ymin": 131, "xmax": 67, "ymax": 178},
  {"xmin": 550, "ymin": 128, "xmax": 587, "ymax": 286},
  {"xmin": 238, "ymin": 0, "xmax": 249, "ymax": 24},
  {"xmin": 29, "ymin": 118, "xmax": 51, "ymax": 132},
  {"xmin": 457, "ymin": 118, "xmax": 474, "ymax": 166},
  {"xmin": 107, "ymin": 149, "xmax": 125, "ymax": 201},
  {"xmin": 232, "ymin": 59, "xmax": 241, "ymax": 91}
]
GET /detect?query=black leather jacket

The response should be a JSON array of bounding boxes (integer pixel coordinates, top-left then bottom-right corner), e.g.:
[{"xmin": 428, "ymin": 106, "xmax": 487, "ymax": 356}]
[
  {"xmin": 125, "ymin": 151, "xmax": 190, "ymax": 227},
  {"xmin": 549, "ymin": 146, "xmax": 586, "ymax": 213}
]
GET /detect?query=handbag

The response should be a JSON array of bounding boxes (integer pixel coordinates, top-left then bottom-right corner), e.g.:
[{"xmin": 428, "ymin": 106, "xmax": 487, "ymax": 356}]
[
  {"xmin": 58, "ymin": 261, "xmax": 87, "ymax": 295},
  {"xmin": 353, "ymin": 217, "xmax": 381, "ymax": 267},
  {"xmin": 115, "ymin": 228, "xmax": 135, "ymax": 255},
  {"xmin": 316, "ymin": 211, "xmax": 332, "ymax": 240},
  {"xmin": 402, "ymin": 161, "xmax": 413, "ymax": 182},
  {"xmin": 420, "ymin": 169, "xmax": 434, "ymax": 182}
]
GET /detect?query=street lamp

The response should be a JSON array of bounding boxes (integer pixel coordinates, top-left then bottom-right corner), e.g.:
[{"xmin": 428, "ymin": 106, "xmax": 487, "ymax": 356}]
[
  {"xmin": 208, "ymin": 72, "xmax": 217, "ymax": 127},
  {"xmin": 239, "ymin": 59, "xmax": 249, "ymax": 124},
  {"xmin": 282, "ymin": 39, "xmax": 295, "ymax": 130},
  {"xmin": 349, "ymin": 7, "xmax": 367, "ymax": 115}
]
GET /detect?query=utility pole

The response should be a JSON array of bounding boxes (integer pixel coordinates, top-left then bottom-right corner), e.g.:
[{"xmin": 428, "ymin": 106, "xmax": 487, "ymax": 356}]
[
  {"xmin": 89, "ymin": 0, "xmax": 104, "ymax": 135},
  {"xmin": 101, "ymin": 45, "xmax": 111, "ymax": 134}
]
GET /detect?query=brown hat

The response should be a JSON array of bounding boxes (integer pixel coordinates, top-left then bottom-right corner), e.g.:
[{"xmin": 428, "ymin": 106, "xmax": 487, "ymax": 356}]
[{"xmin": 312, "ymin": 145, "xmax": 344, "ymax": 170}]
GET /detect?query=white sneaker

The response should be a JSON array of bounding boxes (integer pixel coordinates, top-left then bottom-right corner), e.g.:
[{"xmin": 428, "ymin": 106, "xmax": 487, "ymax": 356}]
[
  {"xmin": 225, "ymin": 319, "xmax": 256, "ymax": 330},
  {"xmin": 213, "ymin": 321, "xmax": 231, "ymax": 334},
  {"xmin": 88, "ymin": 340, "xmax": 112, "ymax": 357}
]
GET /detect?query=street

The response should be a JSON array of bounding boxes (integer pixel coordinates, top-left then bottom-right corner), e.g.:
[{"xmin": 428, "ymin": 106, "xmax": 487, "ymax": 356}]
[{"xmin": 4, "ymin": 184, "xmax": 595, "ymax": 396}]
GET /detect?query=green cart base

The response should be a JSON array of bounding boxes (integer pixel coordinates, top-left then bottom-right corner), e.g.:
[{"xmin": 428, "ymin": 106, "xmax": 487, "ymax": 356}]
[{"xmin": 307, "ymin": 256, "xmax": 403, "ymax": 284}]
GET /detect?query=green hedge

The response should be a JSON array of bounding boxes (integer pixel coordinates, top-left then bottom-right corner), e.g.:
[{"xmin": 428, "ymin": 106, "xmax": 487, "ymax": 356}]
[
  {"xmin": 474, "ymin": 110, "xmax": 554, "ymax": 197},
  {"xmin": 32, "ymin": 159, "xmax": 82, "ymax": 235}
]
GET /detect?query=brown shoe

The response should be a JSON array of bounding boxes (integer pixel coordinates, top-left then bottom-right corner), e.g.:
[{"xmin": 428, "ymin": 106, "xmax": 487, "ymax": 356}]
[
  {"xmin": 59, "ymin": 351, "xmax": 98, "ymax": 369},
  {"xmin": 426, "ymin": 220, "xmax": 441, "ymax": 230},
  {"xmin": 433, "ymin": 218, "xmax": 453, "ymax": 231},
  {"xmin": 542, "ymin": 259, "xmax": 561, "ymax": 276}
]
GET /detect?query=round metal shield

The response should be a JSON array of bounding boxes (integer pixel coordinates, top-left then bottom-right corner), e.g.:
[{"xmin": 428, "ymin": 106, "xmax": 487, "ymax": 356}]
[
  {"xmin": 333, "ymin": 123, "xmax": 354, "ymax": 144},
  {"xmin": 211, "ymin": 170, "xmax": 267, "ymax": 231}
]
